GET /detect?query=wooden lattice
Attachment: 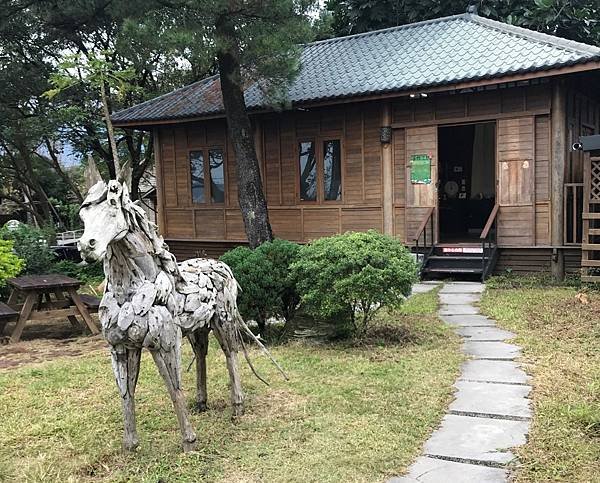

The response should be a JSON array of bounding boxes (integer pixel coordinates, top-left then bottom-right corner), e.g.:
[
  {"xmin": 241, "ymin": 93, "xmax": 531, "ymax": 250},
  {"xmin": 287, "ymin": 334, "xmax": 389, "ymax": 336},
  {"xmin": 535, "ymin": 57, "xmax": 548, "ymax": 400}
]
[
  {"xmin": 590, "ymin": 159, "xmax": 600, "ymax": 202},
  {"xmin": 582, "ymin": 156, "xmax": 600, "ymax": 281}
]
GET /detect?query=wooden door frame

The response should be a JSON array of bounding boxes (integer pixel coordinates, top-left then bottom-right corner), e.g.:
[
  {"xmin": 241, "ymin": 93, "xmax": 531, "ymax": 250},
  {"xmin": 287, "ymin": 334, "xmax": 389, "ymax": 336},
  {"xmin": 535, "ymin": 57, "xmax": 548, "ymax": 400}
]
[{"xmin": 435, "ymin": 120, "xmax": 498, "ymax": 244}]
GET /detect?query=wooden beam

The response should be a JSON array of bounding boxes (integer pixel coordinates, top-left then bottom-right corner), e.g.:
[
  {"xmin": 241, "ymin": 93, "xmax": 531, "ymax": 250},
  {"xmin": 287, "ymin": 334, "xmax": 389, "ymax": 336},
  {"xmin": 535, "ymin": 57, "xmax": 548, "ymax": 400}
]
[
  {"xmin": 550, "ymin": 80, "xmax": 566, "ymax": 280},
  {"xmin": 382, "ymin": 103, "xmax": 394, "ymax": 235},
  {"xmin": 391, "ymin": 108, "xmax": 551, "ymax": 129},
  {"xmin": 581, "ymin": 259, "xmax": 600, "ymax": 267}
]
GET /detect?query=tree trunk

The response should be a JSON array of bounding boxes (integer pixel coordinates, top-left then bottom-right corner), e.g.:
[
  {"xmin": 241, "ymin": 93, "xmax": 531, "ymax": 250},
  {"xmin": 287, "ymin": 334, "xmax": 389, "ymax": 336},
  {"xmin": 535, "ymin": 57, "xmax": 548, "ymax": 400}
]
[
  {"xmin": 215, "ymin": 16, "xmax": 273, "ymax": 248},
  {"xmin": 42, "ymin": 138, "xmax": 84, "ymax": 203},
  {"xmin": 100, "ymin": 80, "xmax": 121, "ymax": 176}
]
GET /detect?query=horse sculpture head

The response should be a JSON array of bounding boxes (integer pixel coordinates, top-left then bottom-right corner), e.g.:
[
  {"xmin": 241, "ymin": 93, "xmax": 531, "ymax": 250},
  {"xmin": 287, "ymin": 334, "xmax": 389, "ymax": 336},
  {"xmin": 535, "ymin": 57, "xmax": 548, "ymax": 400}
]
[{"xmin": 78, "ymin": 179, "xmax": 130, "ymax": 263}]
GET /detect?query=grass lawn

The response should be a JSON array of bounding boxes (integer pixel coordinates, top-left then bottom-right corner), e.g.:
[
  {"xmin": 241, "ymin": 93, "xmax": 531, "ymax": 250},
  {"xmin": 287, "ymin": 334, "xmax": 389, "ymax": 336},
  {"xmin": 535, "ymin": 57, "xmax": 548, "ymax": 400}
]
[
  {"xmin": 0, "ymin": 288, "xmax": 462, "ymax": 482},
  {"xmin": 481, "ymin": 281, "xmax": 600, "ymax": 483}
]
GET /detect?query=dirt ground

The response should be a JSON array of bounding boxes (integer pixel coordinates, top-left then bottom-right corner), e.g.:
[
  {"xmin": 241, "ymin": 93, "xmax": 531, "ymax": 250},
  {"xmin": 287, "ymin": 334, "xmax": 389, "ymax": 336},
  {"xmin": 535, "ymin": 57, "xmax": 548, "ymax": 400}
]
[{"xmin": 0, "ymin": 317, "xmax": 106, "ymax": 370}]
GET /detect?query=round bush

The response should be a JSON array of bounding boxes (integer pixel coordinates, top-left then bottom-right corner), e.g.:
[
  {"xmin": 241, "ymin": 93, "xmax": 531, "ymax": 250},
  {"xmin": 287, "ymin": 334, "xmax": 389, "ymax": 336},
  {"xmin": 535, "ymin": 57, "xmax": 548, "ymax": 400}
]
[
  {"xmin": 290, "ymin": 230, "xmax": 418, "ymax": 337},
  {"xmin": 220, "ymin": 239, "xmax": 300, "ymax": 335}
]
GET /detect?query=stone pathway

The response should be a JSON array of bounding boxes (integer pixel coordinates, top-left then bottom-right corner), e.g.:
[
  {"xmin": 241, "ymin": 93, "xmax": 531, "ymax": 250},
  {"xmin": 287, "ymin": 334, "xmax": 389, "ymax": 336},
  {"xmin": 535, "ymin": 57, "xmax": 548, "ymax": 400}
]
[{"xmin": 390, "ymin": 282, "xmax": 531, "ymax": 483}]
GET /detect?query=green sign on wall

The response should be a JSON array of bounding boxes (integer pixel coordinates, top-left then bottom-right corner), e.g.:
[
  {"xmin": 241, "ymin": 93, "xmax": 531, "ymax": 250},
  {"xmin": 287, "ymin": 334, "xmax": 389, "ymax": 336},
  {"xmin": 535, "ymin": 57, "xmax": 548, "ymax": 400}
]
[{"xmin": 410, "ymin": 154, "xmax": 432, "ymax": 184}]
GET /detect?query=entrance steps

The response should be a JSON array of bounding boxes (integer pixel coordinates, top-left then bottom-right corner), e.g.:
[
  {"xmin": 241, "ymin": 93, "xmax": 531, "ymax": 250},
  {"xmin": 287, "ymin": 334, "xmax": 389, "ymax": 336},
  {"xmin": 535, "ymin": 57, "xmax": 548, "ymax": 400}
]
[{"xmin": 419, "ymin": 244, "xmax": 497, "ymax": 280}]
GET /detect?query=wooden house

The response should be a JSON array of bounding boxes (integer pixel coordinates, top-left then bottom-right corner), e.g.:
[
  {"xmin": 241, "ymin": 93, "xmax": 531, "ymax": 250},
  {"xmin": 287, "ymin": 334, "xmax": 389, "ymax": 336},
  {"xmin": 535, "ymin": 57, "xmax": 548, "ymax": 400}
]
[{"xmin": 112, "ymin": 11, "xmax": 600, "ymax": 279}]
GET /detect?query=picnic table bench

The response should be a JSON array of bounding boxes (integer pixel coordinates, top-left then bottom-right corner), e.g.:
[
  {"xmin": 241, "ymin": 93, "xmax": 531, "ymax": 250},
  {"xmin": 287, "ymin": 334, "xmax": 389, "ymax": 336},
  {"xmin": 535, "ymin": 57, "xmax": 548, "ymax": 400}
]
[{"xmin": 1, "ymin": 274, "xmax": 101, "ymax": 343}]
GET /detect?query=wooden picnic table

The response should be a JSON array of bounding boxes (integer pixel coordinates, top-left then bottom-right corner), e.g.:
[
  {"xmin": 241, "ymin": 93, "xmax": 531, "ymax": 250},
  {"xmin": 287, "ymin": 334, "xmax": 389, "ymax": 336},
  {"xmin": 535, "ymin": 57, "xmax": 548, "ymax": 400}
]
[{"xmin": 1, "ymin": 274, "xmax": 100, "ymax": 343}]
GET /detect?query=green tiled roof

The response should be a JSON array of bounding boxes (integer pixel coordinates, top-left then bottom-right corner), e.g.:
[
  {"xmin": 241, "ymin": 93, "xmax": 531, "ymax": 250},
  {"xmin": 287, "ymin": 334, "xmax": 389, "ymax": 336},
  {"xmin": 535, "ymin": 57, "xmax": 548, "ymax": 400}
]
[{"xmin": 113, "ymin": 13, "xmax": 600, "ymax": 124}]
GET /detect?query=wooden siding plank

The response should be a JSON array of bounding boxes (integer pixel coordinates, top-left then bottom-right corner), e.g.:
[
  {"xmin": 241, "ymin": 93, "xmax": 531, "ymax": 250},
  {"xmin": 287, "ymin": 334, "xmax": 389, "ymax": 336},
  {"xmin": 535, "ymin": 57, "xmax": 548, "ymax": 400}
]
[
  {"xmin": 303, "ymin": 208, "xmax": 339, "ymax": 240},
  {"xmin": 174, "ymin": 128, "xmax": 191, "ymax": 208},
  {"xmin": 269, "ymin": 209, "xmax": 303, "ymax": 240},
  {"xmin": 343, "ymin": 105, "xmax": 365, "ymax": 203},
  {"xmin": 341, "ymin": 208, "xmax": 383, "ymax": 232},
  {"xmin": 160, "ymin": 128, "xmax": 178, "ymax": 208},
  {"xmin": 393, "ymin": 128, "xmax": 406, "ymax": 206},
  {"xmin": 194, "ymin": 209, "xmax": 226, "ymax": 239},
  {"xmin": 363, "ymin": 104, "xmax": 382, "ymax": 202}
]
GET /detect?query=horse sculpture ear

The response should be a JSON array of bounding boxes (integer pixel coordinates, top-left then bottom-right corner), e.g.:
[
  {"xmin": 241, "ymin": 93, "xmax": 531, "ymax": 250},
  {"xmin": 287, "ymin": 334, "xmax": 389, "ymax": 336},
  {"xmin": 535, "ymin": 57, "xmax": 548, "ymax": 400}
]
[
  {"xmin": 117, "ymin": 160, "xmax": 132, "ymax": 188},
  {"xmin": 85, "ymin": 154, "xmax": 103, "ymax": 190},
  {"xmin": 107, "ymin": 180, "xmax": 123, "ymax": 207}
]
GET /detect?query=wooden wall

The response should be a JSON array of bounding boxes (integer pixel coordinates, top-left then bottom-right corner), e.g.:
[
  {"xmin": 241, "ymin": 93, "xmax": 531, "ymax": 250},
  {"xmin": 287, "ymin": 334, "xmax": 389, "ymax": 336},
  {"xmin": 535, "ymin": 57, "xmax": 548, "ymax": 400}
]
[
  {"xmin": 155, "ymin": 82, "xmax": 561, "ymax": 251},
  {"xmin": 156, "ymin": 102, "xmax": 384, "ymax": 244}
]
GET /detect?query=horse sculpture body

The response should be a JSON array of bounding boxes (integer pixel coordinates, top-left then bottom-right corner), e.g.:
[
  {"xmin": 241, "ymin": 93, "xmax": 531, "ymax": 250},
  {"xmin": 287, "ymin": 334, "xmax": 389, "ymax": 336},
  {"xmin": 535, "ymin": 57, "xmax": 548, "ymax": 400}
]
[{"xmin": 78, "ymin": 179, "xmax": 279, "ymax": 452}]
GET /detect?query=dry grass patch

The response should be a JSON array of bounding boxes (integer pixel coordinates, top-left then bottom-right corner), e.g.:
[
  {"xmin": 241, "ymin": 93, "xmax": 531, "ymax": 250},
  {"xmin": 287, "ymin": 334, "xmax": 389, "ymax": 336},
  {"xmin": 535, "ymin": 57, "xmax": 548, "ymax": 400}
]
[
  {"xmin": 0, "ymin": 289, "xmax": 462, "ymax": 482},
  {"xmin": 481, "ymin": 284, "xmax": 600, "ymax": 483}
]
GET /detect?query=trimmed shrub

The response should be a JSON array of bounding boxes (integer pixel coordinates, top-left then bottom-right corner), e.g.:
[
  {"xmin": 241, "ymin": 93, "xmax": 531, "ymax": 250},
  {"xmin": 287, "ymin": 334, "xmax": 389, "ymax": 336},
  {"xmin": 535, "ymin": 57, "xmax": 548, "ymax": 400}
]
[
  {"xmin": 0, "ymin": 223, "xmax": 55, "ymax": 274},
  {"xmin": 290, "ymin": 230, "xmax": 418, "ymax": 337},
  {"xmin": 0, "ymin": 239, "xmax": 25, "ymax": 292},
  {"xmin": 220, "ymin": 239, "xmax": 300, "ymax": 334},
  {"xmin": 256, "ymin": 239, "xmax": 301, "ymax": 321}
]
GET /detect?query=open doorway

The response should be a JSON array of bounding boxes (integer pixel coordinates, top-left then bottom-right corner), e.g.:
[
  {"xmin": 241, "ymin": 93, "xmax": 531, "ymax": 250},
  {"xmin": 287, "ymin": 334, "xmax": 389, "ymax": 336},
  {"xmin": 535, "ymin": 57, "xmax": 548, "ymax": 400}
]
[{"xmin": 438, "ymin": 122, "xmax": 496, "ymax": 242}]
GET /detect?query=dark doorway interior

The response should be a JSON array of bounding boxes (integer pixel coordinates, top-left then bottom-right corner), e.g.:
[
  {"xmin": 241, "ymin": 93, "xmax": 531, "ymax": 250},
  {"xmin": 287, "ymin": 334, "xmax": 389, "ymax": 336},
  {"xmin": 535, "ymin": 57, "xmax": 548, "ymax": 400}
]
[{"xmin": 438, "ymin": 123, "xmax": 496, "ymax": 242}]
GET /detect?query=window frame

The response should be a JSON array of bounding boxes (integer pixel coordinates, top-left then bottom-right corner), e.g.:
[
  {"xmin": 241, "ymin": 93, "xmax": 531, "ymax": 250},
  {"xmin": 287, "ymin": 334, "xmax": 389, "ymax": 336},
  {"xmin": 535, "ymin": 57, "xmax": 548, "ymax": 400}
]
[
  {"xmin": 188, "ymin": 146, "xmax": 227, "ymax": 206},
  {"xmin": 296, "ymin": 137, "xmax": 344, "ymax": 204}
]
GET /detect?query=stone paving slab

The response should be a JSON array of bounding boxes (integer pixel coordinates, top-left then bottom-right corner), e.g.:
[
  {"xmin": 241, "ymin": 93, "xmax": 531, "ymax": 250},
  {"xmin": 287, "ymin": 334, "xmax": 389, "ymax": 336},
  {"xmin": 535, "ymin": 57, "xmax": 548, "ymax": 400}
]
[
  {"xmin": 388, "ymin": 456, "xmax": 508, "ymax": 483},
  {"xmin": 440, "ymin": 314, "xmax": 496, "ymax": 327},
  {"xmin": 455, "ymin": 326, "xmax": 516, "ymax": 341},
  {"xmin": 462, "ymin": 341, "xmax": 521, "ymax": 360},
  {"xmin": 439, "ymin": 293, "xmax": 481, "ymax": 305},
  {"xmin": 449, "ymin": 380, "xmax": 532, "ymax": 419},
  {"xmin": 459, "ymin": 359, "xmax": 529, "ymax": 385},
  {"xmin": 439, "ymin": 304, "xmax": 480, "ymax": 315},
  {"xmin": 412, "ymin": 282, "xmax": 441, "ymax": 295},
  {"xmin": 439, "ymin": 283, "xmax": 485, "ymax": 294},
  {"xmin": 424, "ymin": 414, "xmax": 528, "ymax": 465}
]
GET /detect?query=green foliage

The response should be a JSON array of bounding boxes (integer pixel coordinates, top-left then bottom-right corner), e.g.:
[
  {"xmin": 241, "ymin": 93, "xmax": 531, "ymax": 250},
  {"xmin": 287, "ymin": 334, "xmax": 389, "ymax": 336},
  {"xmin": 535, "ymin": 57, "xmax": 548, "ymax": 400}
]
[
  {"xmin": 0, "ymin": 224, "xmax": 56, "ymax": 275},
  {"xmin": 0, "ymin": 240, "xmax": 25, "ymax": 288},
  {"xmin": 50, "ymin": 260, "xmax": 105, "ymax": 286},
  {"xmin": 257, "ymin": 239, "xmax": 302, "ymax": 321},
  {"xmin": 290, "ymin": 230, "xmax": 418, "ymax": 337},
  {"xmin": 322, "ymin": 0, "xmax": 600, "ymax": 45},
  {"xmin": 321, "ymin": 0, "xmax": 600, "ymax": 47},
  {"xmin": 50, "ymin": 199, "xmax": 83, "ymax": 231},
  {"xmin": 220, "ymin": 239, "xmax": 301, "ymax": 334}
]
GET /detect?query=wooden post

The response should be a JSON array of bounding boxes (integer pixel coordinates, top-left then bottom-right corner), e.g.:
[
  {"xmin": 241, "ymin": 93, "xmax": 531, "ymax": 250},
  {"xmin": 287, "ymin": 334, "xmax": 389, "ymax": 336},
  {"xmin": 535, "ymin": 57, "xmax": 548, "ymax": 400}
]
[
  {"xmin": 382, "ymin": 103, "xmax": 394, "ymax": 236},
  {"xmin": 551, "ymin": 81, "xmax": 566, "ymax": 280}
]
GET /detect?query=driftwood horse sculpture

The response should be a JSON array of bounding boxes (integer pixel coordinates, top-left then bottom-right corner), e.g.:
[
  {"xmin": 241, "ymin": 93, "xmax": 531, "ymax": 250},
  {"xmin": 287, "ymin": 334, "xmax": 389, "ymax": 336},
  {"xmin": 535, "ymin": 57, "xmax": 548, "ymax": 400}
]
[{"xmin": 77, "ymin": 177, "xmax": 284, "ymax": 452}]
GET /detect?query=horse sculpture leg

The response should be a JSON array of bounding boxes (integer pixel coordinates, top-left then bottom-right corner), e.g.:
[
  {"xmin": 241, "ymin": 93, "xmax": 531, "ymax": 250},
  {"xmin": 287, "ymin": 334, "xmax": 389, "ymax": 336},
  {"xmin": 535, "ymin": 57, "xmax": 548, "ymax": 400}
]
[
  {"xmin": 151, "ymin": 349, "xmax": 197, "ymax": 452},
  {"xmin": 212, "ymin": 321, "xmax": 244, "ymax": 418},
  {"xmin": 110, "ymin": 346, "xmax": 142, "ymax": 452},
  {"xmin": 188, "ymin": 329, "xmax": 210, "ymax": 412}
]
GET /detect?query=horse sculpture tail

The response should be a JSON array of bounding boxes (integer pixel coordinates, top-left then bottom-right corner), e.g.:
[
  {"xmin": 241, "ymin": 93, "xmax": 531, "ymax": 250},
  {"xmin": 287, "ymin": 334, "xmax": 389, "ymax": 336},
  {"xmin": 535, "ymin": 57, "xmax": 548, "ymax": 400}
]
[
  {"xmin": 217, "ymin": 263, "xmax": 288, "ymax": 385},
  {"xmin": 234, "ymin": 312, "xmax": 289, "ymax": 385}
]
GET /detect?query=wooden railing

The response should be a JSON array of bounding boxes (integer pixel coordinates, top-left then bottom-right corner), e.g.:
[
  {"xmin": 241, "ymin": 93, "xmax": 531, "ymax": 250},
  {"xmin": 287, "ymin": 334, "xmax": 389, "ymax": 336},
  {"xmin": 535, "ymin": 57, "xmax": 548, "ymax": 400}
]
[
  {"xmin": 480, "ymin": 203, "xmax": 499, "ymax": 280},
  {"xmin": 56, "ymin": 229, "xmax": 84, "ymax": 246},
  {"xmin": 413, "ymin": 207, "xmax": 435, "ymax": 275},
  {"xmin": 564, "ymin": 183, "xmax": 583, "ymax": 245}
]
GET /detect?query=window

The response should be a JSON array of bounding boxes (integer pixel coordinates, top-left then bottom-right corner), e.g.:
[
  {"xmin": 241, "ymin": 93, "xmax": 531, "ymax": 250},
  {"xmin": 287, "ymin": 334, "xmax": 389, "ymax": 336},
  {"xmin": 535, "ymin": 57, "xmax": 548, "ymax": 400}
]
[
  {"xmin": 190, "ymin": 151, "xmax": 205, "ymax": 203},
  {"xmin": 298, "ymin": 139, "xmax": 342, "ymax": 202},
  {"xmin": 323, "ymin": 140, "xmax": 341, "ymax": 201},
  {"xmin": 209, "ymin": 149, "xmax": 225, "ymax": 203},
  {"xmin": 299, "ymin": 141, "xmax": 317, "ymax": 201},
  {"xmin": 189, "ymin": 148, "xmax": 225, "ymax": 204}
]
